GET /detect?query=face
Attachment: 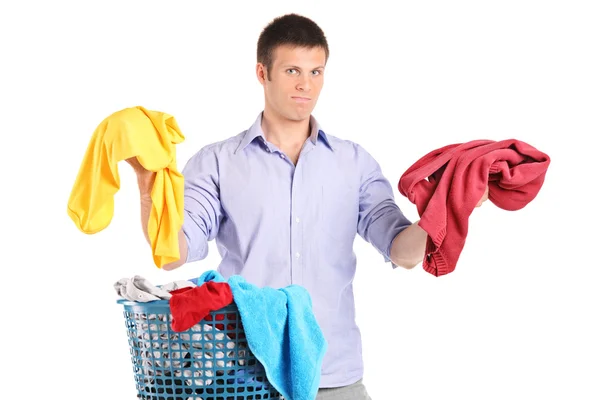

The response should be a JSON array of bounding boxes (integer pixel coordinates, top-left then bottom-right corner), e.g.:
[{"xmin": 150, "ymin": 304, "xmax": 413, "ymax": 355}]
[{"xmin": 257, "ymin": 44, "xmax": 326, "ymax": 122}]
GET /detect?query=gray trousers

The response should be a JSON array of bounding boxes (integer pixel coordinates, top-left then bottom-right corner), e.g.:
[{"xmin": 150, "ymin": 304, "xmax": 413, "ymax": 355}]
[{"xmin": 315, "ymin": 379, "xmax": 372, "ymax": 400}]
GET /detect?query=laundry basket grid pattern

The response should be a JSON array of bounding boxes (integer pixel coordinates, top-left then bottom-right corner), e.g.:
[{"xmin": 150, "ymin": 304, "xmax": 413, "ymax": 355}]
[{"xmin": 120, "ymin": 300, "xmax": 283, "ymax": 400}]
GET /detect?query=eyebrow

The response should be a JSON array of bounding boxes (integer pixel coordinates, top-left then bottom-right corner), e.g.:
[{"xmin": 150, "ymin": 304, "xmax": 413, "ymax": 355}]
[{"xmin": 282, "ymin": 65, "xmax": 325, "ymax": 70}]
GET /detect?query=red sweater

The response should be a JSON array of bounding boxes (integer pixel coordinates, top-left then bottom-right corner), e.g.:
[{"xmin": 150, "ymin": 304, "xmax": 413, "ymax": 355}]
[{"xmin": 398, "ymin": 139, "xmax": 551, "ymax": 277}]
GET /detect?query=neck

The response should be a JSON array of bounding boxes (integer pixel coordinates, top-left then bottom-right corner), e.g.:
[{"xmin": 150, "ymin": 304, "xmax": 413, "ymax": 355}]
[{"xmin": 261, "ymin": 108, "xmax": 311, "ymax": 149}]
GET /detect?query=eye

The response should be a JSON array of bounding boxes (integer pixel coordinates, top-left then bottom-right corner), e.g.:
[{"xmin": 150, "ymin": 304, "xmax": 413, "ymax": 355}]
[
  {"xmin": 312, "ymin": 70, "xmax": 322, "ymax": 76},
  {"xmin": 286, "ymin": 69, "xmax": 298, "ymax": 75}
]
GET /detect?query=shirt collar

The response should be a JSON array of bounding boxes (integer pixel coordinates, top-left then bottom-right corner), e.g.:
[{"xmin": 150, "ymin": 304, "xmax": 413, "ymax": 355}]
[{"xmin": 235, "ymin": 112, "xmax": 334, "ymax": 154}]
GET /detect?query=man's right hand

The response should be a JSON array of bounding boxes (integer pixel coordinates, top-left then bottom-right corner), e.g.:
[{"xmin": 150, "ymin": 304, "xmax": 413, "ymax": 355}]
[
  {"xmin": 125, "ymin": 157, "xmax": 156, "ymax": 198},
  {"xmin": 125, "ymin": 156, "xmax": 188, "ymax": 270}
]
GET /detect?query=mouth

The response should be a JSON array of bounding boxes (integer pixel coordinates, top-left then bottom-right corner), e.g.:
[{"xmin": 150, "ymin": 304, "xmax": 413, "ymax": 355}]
[{"xmin": 291, "ymin": 96, "xmax": 311, "ymax": 103}]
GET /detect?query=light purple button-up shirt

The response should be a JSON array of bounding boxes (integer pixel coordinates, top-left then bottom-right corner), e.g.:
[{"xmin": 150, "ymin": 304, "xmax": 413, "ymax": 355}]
[{"xmin": 182, "ymin": 112, "xmax": 412, "ymax": 387}]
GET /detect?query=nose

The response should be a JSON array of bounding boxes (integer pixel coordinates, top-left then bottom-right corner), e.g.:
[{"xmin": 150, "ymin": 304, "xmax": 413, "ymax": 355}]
[{"xmin": 295, "ymin": 75, "xmax": 311, "ymax": 93}]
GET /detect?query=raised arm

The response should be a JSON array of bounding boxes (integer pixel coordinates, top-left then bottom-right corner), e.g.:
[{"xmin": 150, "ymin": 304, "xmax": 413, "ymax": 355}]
[{"xmin": 126, "ymin": 147, "xmax": 223, "ymax": 271}]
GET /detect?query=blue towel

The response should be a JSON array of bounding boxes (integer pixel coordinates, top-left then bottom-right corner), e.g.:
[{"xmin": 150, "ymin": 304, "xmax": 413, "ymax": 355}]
[{"xmin": 192, "ymin": 270, "xmax": 327, "ymax": 400}]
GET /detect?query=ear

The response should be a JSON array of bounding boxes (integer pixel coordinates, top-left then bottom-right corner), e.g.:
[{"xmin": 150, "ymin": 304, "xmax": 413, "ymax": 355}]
[{"xmin": 256, "ymin": 63, "xmax": 267, "ymax": 85}]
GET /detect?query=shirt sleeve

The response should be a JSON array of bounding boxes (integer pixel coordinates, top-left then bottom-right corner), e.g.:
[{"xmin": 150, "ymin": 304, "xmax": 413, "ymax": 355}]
[
  {"xmin": 181, "ymin": 147, "xmax": 223, "ymax": 263},
  {"xmin": 355, "ymin": 144, "xmax": 413, "ymax": 267}
]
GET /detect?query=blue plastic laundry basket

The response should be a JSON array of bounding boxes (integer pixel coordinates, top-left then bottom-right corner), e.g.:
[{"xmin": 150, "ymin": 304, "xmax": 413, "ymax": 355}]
[{"xmin": 118, "ymin": 299, "xmax": 283, "ymax": 400}]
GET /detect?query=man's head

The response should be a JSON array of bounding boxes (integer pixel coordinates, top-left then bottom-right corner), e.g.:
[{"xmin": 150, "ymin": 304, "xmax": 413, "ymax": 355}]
[{"xmin": 256, "ymin": 14, "xmax": 329, "ymax": 122}]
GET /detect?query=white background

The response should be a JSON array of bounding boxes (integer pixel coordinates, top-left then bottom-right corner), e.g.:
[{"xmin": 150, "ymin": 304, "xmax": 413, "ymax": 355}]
[{"xmin": 1, "ymin": 1, "xmax": 599, "ymax": 399}]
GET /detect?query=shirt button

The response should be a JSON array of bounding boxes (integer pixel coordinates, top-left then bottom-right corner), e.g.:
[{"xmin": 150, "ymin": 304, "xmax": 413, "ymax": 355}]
[
  {"xmin": 295, "ymin": 217, "xmax": 300, "ymax": 223},
  {"xmin": 280, "ymin": 153, "xmax": 285, "ymax": 159},
  {"xmin": 295, "ymin": 252, "xmax": 300, "ymax": 259}
]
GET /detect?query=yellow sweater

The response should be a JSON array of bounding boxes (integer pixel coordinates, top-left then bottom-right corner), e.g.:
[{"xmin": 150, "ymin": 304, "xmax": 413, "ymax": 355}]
[{"xmin": 67, "ymin": 106, "xmax": 185, "ymax": 268}]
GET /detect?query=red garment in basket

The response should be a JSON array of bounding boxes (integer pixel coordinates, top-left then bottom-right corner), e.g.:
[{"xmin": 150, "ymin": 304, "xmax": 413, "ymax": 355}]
[
  {"xmin": 169, "ymin": 281, "xmax": 233, "ymax": 332},
  {"xmin": 398, "ymin": 139, "xmax": 550, "ymax": 277}
]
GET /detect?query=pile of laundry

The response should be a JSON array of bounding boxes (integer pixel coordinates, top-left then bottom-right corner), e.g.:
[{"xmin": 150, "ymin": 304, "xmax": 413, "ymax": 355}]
[
  {"xmin": 116, "ymin": 276, "xmax": 256, "ymax": 398},
  {"xmin": 115, "ymin": 271, "xmax": 327, "ymax": 400}
]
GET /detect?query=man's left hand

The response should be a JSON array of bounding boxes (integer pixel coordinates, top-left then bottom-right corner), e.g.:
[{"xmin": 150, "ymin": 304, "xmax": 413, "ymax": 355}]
[{"xmin": 476, "ymin": 185, "xmax": 489, "ymax": 207}]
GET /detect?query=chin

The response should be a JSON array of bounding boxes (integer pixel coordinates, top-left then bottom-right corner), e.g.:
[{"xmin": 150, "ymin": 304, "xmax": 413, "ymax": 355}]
[
  {"xmin": 288, "ymin": 111, "xmax": 313, "ymax": 121},
  {"xmin": 274, "ymin": 105, "xmax": 313, "ymax": 122}
]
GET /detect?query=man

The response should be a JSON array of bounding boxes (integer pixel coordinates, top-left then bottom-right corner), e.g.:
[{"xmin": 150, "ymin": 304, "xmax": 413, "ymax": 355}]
[{"xmin": 128, "ymin": 13, "xmax": 487, "ymax": 399}]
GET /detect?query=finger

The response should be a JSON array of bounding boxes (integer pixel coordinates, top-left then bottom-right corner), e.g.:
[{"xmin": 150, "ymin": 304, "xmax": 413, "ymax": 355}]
[{"xmin": 125, "ymin": 156, "xmax": 140, "ymax": 167}]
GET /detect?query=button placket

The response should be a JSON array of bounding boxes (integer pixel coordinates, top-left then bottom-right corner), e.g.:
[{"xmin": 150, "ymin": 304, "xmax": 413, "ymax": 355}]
[{"xmin": 290, "ymin": 163, "xmax": 304, "ymax": 285}]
